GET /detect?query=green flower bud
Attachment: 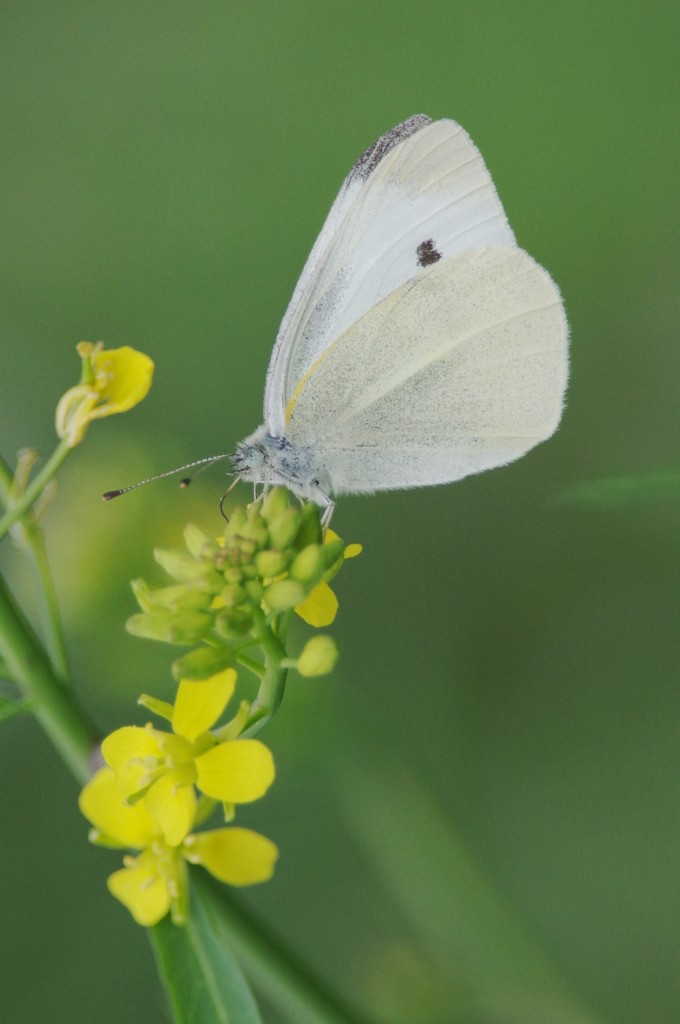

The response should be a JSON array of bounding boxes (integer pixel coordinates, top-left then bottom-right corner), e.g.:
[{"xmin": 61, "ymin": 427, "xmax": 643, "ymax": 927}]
[
  {"xmin": 223, "ymin": 566, "xmax": 243, "ymax": 584},
  {"xmin": 294, "ymin": 501, "xmax": 323, "ymax": 548},
  {"xmin": 289, "ymin": 544, "xmax": 326, "ymax": 587},
  {"xmin": 322, "ymin": 538, "xmax": 345, "ymax": 573},
  {"xmin": 220, "ymin": 583, "xmax": 247, "ymax": 609},
  {"xmin": 138, "ymin": 582, "xmax": 213, "ymax": 613},
  {"xmin": 297, "ymin": 635, "xmax": 339, "ymax": 677},
  {"xmin": 267, "ymin": 508, "xmax": 302, "ymax": 550},
  {"xmin": 153, "ymin": 548, "xmax": 220, "ymax": 587},
  {"xmin": 223, "ymin": 507, "xmax": 248, "ymax": 536},
  {"xmin": 240, "ymin": 561, "xmax": 260, "ymax": 580},
  {"xmin": 213, "ymin": 609, "xmax": 254, "ymax": 640},
  {"xmin": 126, "ymin": 610, "xmax": 212, "ymax": 644},
  {"xmin": 184, "ymin": 522, "xmax": 219, "ymax": 559},
  {"xmin": 254, "ymin": 549, "xmax": 290, "ymax": 579},
  {"xmin": 263, "ymin": 579, "xmax": 307, "ymax": 612},
  {"xmin": 261, "ymin": 486, "xmax": 290, "ymax": 522},
  {"xmin": 236, "ymin": 521, "xmax": 269, "ymax": 549},
  {"xmin": 243, "ymin": 578, "xmax": 264, "ymax": 603},
  {"xmin": 231, "ymin": 536, "xmax": 258, "ymax": 561},
  {"xmin": 171, "ymin": 644, "xmax": 234, "ymax": 681},
  {"xmin": 130, "ymin": 578, "xmax": 155, "ymax": 612}
]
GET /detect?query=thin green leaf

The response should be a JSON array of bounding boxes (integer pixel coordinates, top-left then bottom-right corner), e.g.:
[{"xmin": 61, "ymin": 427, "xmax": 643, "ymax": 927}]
[
  {"xmin": 556, "ymin": 471, "xmax": 680, "ymax": 508},
  {"xmin": 150, "ymin": 876, "xmax": 263, "ymax": 1024}
]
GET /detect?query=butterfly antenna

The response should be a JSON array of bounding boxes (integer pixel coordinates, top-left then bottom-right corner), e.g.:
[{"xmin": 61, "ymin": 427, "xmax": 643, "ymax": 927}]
[
  {"xmin": 179, "ymin": 457, "xmax": 237, "ymax": 489},
  {"xmin": 102, "ymin": 454, "xmax": 234, "ymax": 501}
]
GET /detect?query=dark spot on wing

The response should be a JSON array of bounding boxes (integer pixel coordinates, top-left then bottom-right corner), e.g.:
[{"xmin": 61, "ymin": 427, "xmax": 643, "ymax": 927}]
[
  {"xmin": 351, "ymin": 114, "xmax": 432, "ymax": 183},
  {"xmin": 416, "ymin": 239, "xmax": 442, "ymax": 267}
]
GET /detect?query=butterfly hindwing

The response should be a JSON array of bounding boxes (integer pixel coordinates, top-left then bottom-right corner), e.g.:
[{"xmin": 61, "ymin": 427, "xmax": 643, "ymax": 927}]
[{"xmin": 284, "ymin": 246, "xmax": 568, "ymax": 493}]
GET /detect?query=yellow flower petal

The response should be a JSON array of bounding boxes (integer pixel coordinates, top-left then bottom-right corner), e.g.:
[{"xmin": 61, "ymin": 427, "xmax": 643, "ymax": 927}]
[
  {"xmin": 344, "ymin": 543, "xmax": 362, "ymax": 559},
  {"xmin": 184, "ymin": 828, "xmax": 278, "ymax": 886},
  {"xmin": 172, "ymin": 668, "xmax": 237, "ymax": 742},
  {"xmin": 107, "ymin": 851, "xmax": 171, "ymax": 927},
  {"xmin": 324, "ymin": 529, "xmax": 361, "ymax": 559},
  {"xmin": 102, "ymin": 725, "xmax": 160, "ymax": 767},
  {"xmin": 295, "ymin": 580, "xmax": 338, "ymax": 627},
  {"xmin": 79, "ymin": 768, "xmax": 158, "ymax": 848},
  {"xmin": 89, "ymin": 346, "xmax": 154, "ymax": 416},
  {"xmin": 194, "ymin": 740, "xmax": 275, "ymax": 803},
  {"xmin": 55, "ymin": 344, "xmax": 154, "ymax": 447},
  {"xmin": 101, "ymin": 725, "xmax": 162, "ymax": 797},
  {"xmin": 54, "ymin": 386, "xmax": 99, "ymax": 446},
  {"xmin": 144, "ymin": 769, "xmax": 197, "ymax": 847}
]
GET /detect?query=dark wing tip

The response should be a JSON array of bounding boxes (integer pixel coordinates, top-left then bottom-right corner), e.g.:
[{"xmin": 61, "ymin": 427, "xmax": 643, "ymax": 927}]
[{"xmin": 351, "ymin": 114, "xmax": 432, "ymax": 183}]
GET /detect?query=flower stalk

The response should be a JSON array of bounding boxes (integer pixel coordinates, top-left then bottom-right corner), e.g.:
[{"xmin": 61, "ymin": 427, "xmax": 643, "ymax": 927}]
[
  {"xmin": 247, "ymin": 608, "xmax": 289, "ymax": 728},
  {"xmin": 0, "ymin": 439, "xmax": 71, "ymax": 541},
  {"xmin": 0, "ymin": 571, "xmax": 95, "ymax": 783}
]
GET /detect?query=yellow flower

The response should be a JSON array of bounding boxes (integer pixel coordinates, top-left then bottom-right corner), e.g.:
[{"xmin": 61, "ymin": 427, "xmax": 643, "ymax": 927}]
[
  {"xmin": 79, "ymin": 767, "xmax": 278, "ymax": 926},
  {"xmin": 102, "ymin": 668, "xmax": 275, "ymax": 846},
  {"xmin": 55, "ymin": 341, "xmax": 154, "ymax": 447},
  {"xmin": 295, "ymin": 529, "xmax": 362, "ymax": 628}
]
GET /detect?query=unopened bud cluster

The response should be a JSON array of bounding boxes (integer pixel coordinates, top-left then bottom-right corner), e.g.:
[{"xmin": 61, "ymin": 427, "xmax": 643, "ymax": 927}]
[{"xmin": 127, "ymin": 488, "xmax": 346, "ymax": 678}]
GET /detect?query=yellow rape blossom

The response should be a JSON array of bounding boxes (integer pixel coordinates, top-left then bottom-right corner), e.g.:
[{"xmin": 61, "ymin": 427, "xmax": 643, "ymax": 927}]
[
  {"xmin": 79, "ymin": 767, "xmax": 278, "ymax": 926},
  {"xmin": 0, "ymin": 341, "xmax": 155, "ymax": 540},
  {"xmin": 55, "ymin": 341, "xmax": 154, "ymax": 447},
  {"xmin": 102, "ymin": 668, "xmax": 275, "ymax": 846}
]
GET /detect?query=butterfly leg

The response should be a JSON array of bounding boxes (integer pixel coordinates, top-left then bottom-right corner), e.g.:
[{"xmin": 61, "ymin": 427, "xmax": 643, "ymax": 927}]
[{"xmin": 319, "ymin": 493, "xmax": 335, "ymax": 532}]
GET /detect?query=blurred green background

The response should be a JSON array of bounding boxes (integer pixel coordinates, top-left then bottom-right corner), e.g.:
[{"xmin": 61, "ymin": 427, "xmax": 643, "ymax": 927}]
[{"xmin": 1, "ymin": 3, "xmax": 678, "ymax": 1023}]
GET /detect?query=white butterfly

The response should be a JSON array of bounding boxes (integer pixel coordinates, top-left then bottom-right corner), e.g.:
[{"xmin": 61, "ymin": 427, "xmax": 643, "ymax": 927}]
[
  {"xmin": 104, "ymin": 116, "xmax": 568, "ymax": 519},
  {"xmin": 233, "ymin": 115, "xmax": 568, "ymax": 523}
]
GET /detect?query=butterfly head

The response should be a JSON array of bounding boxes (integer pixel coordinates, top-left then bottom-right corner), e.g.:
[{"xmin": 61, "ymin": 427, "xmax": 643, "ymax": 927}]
[{"xmin": 233, "ymin": 427, "xmax": 332, "ymax": 512}]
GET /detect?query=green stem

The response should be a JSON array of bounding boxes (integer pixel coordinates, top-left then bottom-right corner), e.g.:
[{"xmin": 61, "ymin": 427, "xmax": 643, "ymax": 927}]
[
  {"xmin": 14, "ymin": 513, "xmax": 70, "ymax": 682},
  {"xmin": 244, "ymin": 611, "xmax": 288, "ymax": 734},
  {"xmin": 0, "ymin": 439, "xmax": 71, "ymax": 541},
  {"xmin": 24, "ymin": 523, "xmax": 70, "ymax": 682},
  {"xmin": 0, "ymin": 571, "xmax": 96, "ymax": 783},
  {"xmin": 0, "ymin": 451, "xmax": 70, "ymax": 682},
  {"xmin": 276, "ymin": 607, "xmax": 294, "ymax": 646}
]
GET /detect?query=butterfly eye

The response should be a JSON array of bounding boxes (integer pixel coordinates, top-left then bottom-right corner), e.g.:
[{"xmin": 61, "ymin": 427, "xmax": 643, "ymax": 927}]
[{"xmin": 242, "ymin": 446, "xmax": 265, "ymax": 471}]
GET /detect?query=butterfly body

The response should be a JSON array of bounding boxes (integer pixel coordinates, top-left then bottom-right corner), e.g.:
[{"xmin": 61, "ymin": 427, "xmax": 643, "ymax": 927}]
[{"xmin": 234, "ymin": 428, "xmax": 332, "ymax": 507}]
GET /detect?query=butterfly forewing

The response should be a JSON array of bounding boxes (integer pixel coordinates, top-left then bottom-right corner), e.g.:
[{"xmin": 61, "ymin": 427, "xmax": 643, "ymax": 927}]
[{"xmin": 264, "ymin": 117, "xmax": 518, "ymax": 434}]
